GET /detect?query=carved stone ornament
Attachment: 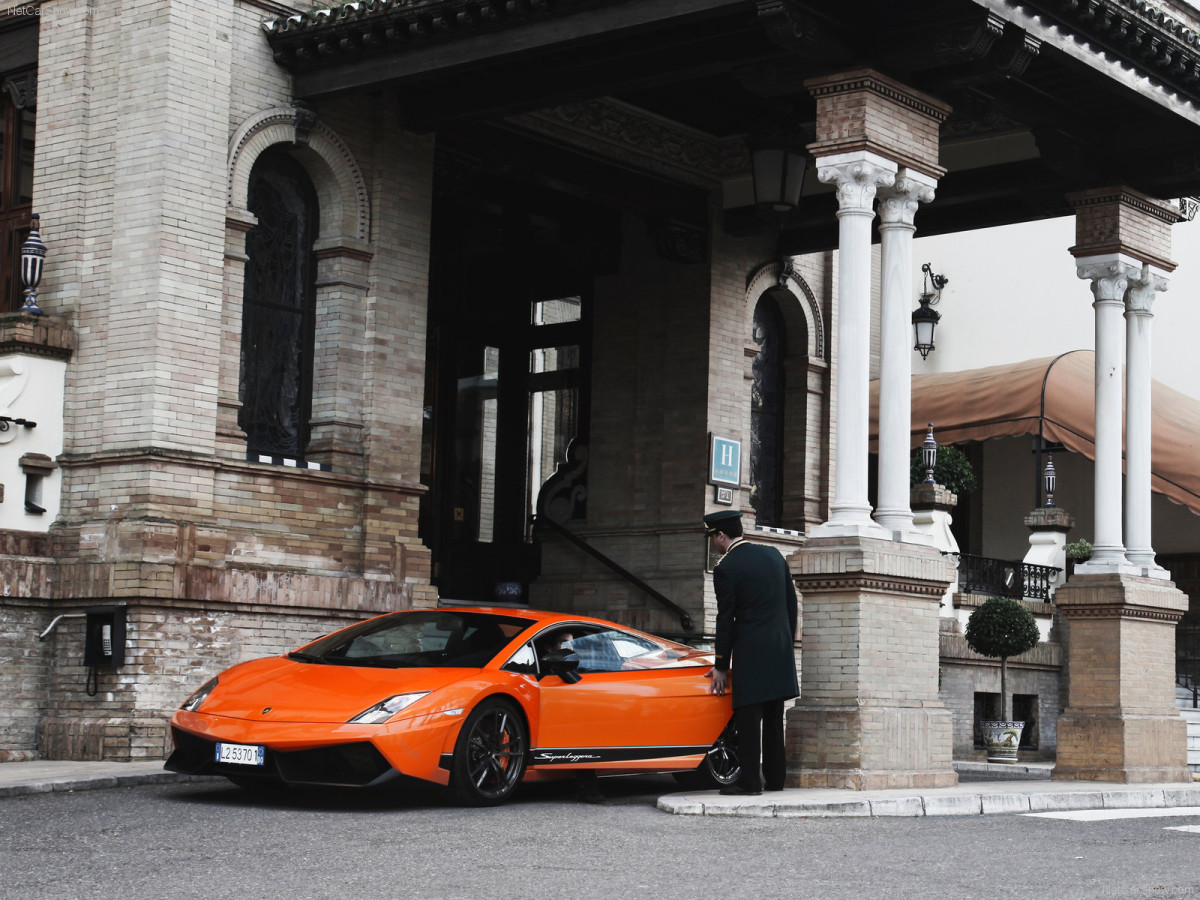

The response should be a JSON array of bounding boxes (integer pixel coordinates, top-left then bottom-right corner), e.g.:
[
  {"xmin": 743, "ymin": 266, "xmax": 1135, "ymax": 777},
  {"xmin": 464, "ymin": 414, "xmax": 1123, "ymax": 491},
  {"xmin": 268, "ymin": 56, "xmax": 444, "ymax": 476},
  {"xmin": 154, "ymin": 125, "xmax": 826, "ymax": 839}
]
[
  {"xmin": 1077, "ymin": 259, "xmax": 1141, "ymax": 302},
  {"xmin": 757, "ymin": 0, "xmax": 821, "ymax": 51},
  {"xmin": 536, "ymin": 439, "xmax": 588, "ymax": 525},
  {"xmin": 293, "ymin": 102, "xmax": 317, "ymax": 148},
  {"xmin": 1125, "ymin": 269, "xmax": 1170, "ymax": 313},
  {"xmin": 877, "ymin": 174, "xmax": 937, "ymax": 227},
  {"xmin": 992, "ymin": 25, "xmax": 1042, "ymax": 79},
  {"xmin": 817, "ymin": 158, "xmax": 897, "ymax": 213},
  {"xmin": 1, "ymin": 70, "xmax": 36, "ymax": 110}
]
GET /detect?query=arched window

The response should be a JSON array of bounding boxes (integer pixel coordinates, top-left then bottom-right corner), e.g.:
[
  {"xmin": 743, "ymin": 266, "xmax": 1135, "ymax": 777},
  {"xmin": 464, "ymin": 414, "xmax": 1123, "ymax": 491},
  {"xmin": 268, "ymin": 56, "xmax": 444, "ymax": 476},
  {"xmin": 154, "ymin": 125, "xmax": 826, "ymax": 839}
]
[
  {"xmin": 750, "ymin": 292, "xmax": 786, "ymax": 525},
  {"xmin": 240, "ymin": 149, "xmax": 319, "ymax": 458},
  {"xmin": 0, "ymin": 67, "xmax": 35, "ymax": 312}
]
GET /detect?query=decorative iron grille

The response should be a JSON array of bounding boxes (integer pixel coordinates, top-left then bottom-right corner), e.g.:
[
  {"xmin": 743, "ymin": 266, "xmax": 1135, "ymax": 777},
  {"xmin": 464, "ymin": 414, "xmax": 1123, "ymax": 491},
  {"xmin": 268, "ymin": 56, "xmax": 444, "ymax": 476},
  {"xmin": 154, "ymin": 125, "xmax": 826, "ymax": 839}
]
[{"xmin": 956, "ymin": 553, "xmax": 1060, "ymax": 603}]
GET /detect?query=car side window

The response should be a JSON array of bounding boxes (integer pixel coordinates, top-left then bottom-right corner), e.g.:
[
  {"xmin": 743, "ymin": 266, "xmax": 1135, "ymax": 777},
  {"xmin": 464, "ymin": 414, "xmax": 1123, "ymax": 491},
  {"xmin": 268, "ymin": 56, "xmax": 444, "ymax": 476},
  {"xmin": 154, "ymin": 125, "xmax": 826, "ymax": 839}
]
[
  {"xmin": 570, "ymin": 631, "xmax": 627, "ymax": 674},
  {"xmin": 502, "ymin": 643, "xmax": 538, "ymax": 675}
]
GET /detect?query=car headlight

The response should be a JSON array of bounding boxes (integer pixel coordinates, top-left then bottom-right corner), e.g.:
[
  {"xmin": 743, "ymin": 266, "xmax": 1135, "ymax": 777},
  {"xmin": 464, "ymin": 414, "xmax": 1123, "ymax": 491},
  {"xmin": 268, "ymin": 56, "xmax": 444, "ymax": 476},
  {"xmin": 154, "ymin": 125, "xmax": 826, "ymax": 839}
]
[
  {"xmin": 180, "ymin": 677, "xmax": 218, "ymax": 712},
  {"xmin": 348, "ymin": 692, "xmax": 431, "ymax": 724}
]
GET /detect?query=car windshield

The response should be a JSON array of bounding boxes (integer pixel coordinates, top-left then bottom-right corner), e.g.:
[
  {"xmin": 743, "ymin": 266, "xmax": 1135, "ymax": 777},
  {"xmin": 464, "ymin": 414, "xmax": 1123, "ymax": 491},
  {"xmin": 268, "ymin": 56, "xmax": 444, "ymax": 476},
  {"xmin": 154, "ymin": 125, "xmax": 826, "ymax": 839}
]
[{"xmin": 293, "ymin": 611, "xmax": 535, "ymax": 669}]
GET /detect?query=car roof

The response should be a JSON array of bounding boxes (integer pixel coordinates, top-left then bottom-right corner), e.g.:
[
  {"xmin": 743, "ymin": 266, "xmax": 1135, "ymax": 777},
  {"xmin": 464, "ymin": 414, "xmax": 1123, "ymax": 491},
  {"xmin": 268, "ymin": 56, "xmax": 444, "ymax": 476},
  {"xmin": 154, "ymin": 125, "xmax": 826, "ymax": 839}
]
[{"xmin": 433, "ymin": 606, "xmax": 617, "ymax": 628}]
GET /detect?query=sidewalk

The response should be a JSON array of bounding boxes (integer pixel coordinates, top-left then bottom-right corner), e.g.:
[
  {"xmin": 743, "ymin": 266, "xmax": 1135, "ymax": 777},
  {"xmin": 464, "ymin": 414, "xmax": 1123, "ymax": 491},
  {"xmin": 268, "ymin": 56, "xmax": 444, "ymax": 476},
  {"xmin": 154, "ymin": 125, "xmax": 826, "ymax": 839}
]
[
  {"xmin": 659, "ymin": 761, "xmax": 1200, "ymax": 818},
  {"xmin": 0, "ymin": 759, "xmax": 207, "ymax": 798},
  {"xmin": 3, "ymin": 758, "xmax": 1198, "ymax": 818}
]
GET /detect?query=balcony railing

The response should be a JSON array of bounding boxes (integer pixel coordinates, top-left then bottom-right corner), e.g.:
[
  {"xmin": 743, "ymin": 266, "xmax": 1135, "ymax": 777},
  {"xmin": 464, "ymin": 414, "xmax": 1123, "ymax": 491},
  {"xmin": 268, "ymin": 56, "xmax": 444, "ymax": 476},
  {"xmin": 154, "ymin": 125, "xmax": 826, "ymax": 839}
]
[{"xmin": 956, "ymin": 553, "xmax": 1060, "ymax": 603}]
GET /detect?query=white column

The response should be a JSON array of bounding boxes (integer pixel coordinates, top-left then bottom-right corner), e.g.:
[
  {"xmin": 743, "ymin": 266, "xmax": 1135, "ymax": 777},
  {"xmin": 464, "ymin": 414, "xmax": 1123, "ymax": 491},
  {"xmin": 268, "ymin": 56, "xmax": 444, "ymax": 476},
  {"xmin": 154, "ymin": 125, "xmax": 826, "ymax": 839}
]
[
  {"xmin": 874, "ymin": 170, "xmax": 936, "ymax": 537},
  {"xmin": 1076, "ymin": 255, "xmax": 1139, "ymax": 571},
  {"xmin": 811, "ymin": 151, "xmax": 896, "ymax": 537},
  {"xmin": 1124, "ymin": 266, "xmax": 1169, "ymax": 573}
]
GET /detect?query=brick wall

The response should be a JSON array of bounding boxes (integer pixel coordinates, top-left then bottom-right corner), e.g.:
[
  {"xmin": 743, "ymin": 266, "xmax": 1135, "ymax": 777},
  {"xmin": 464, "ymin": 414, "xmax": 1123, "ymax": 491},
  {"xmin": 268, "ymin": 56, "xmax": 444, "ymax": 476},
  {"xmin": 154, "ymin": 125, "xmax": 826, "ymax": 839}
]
[
  {"xmin": 0, "ymin": 0, "xmax": 438, "ymax": 759},
  {"xmin": 36, "ymin": 601, "xmax": 366, "ymax": 761},
  {"xmin": 0, "ymin": 599, "xmax": 51, "ymax": 760}
]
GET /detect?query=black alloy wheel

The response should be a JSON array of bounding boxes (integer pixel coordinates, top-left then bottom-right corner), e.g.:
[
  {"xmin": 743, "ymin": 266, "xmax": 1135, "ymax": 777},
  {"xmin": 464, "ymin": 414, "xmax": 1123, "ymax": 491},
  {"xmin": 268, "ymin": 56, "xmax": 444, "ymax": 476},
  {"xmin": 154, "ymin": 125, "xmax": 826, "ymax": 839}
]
[
  {"xmin": 704, "ymin": 719, "xmax": 741, "ymax": 786},
  {"xmin": 674, "ymin": 718, "xmax": 741, "ymax": 789},
  {"xmin": 449, "ymin": 697, "xmax": 528, "ymax": 805}
]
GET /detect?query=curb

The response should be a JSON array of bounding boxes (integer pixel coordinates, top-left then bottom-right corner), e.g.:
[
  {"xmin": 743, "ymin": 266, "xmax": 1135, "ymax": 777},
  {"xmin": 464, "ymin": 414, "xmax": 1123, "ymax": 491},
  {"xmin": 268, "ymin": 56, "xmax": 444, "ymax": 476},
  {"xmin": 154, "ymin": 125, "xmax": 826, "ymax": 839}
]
[
  {"xmin": 0, "ymin": 771, "xmax": 212, "ymax": 800},
  {"xmin": 656, "ymin": 784, "xmax": 1200, "ymax": 818}
]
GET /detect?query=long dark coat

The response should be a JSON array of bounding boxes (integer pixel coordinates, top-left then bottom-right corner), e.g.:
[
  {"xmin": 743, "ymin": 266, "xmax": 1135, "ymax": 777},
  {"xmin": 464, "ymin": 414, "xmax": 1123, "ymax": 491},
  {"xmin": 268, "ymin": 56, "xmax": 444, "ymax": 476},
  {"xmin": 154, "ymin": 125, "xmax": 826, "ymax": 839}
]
[{"xmin": 713, "ymin": 540, "xmax": 799, "ymax": 708}]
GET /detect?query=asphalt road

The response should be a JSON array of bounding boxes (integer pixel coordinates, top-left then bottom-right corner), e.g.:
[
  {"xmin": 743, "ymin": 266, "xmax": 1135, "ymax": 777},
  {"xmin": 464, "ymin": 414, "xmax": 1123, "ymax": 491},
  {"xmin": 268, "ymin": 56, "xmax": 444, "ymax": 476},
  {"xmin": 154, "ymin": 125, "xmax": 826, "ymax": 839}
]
[{"xmin": 4, "ymin": 775, "xmax": 1199, "ymax": 900}]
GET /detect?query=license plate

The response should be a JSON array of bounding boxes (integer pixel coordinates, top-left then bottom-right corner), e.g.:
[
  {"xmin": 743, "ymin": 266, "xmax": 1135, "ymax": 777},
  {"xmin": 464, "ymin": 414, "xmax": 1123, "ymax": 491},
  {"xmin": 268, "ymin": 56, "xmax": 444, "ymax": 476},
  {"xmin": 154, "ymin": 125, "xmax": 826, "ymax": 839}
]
[{"xmin": 215, "ymin": 742, "xmax": 265, "ymax": 766}]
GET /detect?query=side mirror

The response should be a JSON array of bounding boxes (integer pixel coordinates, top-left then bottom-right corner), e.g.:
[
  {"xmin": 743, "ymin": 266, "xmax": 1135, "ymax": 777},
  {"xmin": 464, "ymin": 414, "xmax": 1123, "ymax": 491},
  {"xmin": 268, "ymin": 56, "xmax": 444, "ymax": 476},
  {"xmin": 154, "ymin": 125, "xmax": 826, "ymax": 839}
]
[{"xmin": 540, "ymin": 649, "xmax": 582, "ymax": 684}]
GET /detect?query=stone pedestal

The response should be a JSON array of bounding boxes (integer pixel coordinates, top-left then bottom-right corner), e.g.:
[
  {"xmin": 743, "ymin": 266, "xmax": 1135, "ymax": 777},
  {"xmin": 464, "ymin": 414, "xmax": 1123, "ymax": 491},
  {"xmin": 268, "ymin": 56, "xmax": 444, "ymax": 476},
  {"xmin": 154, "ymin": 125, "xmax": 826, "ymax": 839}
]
[
  {"xmin": 911, "ymin": 483, "xmax": 959, "ymax": 613},
  {"xmin": 1053, "ymin": 574, "xmax": 1190, "ymax": 783},
  {"xmin": 1023, "ymin": 506, "xmax": 1074, "ymax": 595},
  {"xmin": 786, "ymin": 536, "xmax": 958, "ymax": 789}
]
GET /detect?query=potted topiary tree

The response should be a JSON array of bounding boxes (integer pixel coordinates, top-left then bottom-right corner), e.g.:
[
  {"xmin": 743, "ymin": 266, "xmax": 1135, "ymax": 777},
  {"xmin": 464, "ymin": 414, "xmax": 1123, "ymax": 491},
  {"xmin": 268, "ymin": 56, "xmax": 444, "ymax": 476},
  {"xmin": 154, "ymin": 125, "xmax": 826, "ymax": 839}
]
[{"xmin": 965, "ymin": 596, "xmax": 1042, "ymax": 763}]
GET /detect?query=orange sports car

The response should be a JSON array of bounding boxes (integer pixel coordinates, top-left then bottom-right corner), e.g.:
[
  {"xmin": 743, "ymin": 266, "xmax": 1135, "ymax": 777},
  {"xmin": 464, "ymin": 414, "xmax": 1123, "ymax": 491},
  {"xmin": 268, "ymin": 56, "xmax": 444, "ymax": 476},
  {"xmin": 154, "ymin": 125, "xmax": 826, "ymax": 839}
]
[{"xmin": 165, "ymin": 606, "xmax": 738, "ymax": 804}]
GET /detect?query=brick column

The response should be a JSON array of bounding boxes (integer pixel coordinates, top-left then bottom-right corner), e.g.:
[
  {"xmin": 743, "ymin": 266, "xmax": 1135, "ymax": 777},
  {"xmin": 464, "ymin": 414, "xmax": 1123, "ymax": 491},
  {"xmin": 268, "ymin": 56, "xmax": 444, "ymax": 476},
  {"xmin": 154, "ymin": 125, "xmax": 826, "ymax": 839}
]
[
  {"xmin": 787, "ymin": 539, "xmax": 958, "ymax": 789},
  {"xmin": 790, "ymin": 72, "xmax": 956, "ymax": 789},
  {"xmin": 1053, "ymin": 576, "xmax": 1189, "ymax": 783},
  {"xmin": 1056, "ymin": 188, "xmax": 1187, "ymax": 782}
]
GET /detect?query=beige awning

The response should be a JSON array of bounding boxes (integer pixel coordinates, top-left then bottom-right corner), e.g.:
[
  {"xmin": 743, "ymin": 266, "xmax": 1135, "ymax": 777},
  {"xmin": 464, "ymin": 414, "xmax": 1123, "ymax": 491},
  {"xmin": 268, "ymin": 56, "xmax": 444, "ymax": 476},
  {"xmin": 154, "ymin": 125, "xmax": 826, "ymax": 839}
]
[{"xmin": 869, "ymin": 350, "xmax": 1200, "ymax": 515}]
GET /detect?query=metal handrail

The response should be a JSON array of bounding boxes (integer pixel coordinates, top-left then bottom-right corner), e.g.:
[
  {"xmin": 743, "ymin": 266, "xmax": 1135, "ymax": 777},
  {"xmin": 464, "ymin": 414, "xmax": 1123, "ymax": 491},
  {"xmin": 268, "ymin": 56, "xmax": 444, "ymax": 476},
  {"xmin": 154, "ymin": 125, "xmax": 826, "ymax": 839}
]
[
  {"xmin": 1177, "ymin": 674, "xmax": 1199, "ymax": 710},
  {"xmin": 956, "ymin": 553, "xmax": 1060, "ymax": 602},
  {"xmin": 533, "ymin": 515, "xmax": 694, "ymax": 632},
  {"xmin": 1177, "ymin": 623, "xmax": 1200, "ymax": 709}
]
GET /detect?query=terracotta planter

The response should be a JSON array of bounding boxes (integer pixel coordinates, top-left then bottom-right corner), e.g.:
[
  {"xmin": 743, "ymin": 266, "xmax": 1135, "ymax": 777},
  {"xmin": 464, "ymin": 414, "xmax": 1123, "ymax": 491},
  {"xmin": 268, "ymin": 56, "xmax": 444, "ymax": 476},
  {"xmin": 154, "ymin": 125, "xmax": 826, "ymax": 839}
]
[{"xmin": 981, "ymin": 720, "xmax": 1024, "ymax": 763}]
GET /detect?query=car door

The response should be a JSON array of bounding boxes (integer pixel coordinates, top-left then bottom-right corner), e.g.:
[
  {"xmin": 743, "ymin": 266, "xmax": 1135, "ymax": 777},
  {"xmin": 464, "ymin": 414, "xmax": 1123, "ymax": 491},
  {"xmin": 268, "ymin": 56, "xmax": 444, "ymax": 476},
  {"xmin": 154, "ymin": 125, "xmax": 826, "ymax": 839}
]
[{"xmin": 529, "ymin": 626, "xmax": 727, "ymax": 768}]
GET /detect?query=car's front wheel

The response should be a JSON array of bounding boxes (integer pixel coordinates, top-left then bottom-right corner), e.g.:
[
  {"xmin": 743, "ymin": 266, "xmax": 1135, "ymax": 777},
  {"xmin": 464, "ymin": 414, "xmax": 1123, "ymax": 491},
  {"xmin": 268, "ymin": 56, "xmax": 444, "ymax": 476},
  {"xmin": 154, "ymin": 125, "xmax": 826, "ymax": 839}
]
[
  {"xmin": 448, "ymin": 697, "xmax": 528, "ymax": 806},
  {"xmin": 674, "ymin": 719, "xmax": 740, "ymax": 789}
]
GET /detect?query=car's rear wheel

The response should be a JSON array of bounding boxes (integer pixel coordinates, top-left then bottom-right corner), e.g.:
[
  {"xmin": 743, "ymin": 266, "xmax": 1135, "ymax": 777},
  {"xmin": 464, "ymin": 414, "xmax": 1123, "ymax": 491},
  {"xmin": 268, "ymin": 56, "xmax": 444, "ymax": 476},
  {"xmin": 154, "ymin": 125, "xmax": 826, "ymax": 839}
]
[
  {"xmin": 674, "ymin": 719, "xmax": 740, "ymax": 789},
  {"xmin": 449, "ymin": 697, "xmax": 528, "ymax": 806}
]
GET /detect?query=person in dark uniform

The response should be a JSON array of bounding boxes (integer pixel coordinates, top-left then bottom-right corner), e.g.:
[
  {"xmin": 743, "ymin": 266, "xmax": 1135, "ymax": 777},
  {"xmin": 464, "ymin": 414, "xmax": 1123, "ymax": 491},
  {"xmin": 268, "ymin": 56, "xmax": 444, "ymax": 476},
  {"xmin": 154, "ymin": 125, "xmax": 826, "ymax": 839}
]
[{"xmin": 704, "ymin": 509, "xmax": 799, "ymax": 796}]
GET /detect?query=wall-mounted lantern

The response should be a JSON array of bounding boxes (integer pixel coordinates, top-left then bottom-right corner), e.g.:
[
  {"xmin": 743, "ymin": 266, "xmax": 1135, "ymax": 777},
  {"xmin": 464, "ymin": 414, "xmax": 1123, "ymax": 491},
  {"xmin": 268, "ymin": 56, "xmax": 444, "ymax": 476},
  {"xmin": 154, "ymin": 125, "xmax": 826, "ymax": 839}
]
[
  {"xmin": 912, "ymin": 262, "xmax": 947, "ymax": 360},
  {"xmin": 750, "ymin": 136, "xmax": 809, "ymax": 213}
]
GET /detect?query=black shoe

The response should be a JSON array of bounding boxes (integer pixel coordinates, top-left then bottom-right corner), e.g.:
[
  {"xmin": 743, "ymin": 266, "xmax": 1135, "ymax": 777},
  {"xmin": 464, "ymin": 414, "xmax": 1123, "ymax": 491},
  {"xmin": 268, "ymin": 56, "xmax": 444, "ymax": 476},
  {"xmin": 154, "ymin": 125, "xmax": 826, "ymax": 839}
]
[
  {"xmin": 719, "ymin": 783, "xmax": 762, "ymax": 796},
  {"xmin": 764, "ymin": 785, "xmax": 785, "ymax": 792},
  {"xmin": 575, "ymin": 772, "xmax": 605, "ymax": 804}
]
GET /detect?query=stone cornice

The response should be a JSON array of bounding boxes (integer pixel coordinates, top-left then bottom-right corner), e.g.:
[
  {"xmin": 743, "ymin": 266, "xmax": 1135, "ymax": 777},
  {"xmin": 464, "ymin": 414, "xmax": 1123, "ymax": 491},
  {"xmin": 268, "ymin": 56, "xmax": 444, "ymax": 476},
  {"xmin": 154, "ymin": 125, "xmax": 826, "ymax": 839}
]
[
  {"xmin": 263, "ymin": 0, "xmax": 1200, "ymax": 116},
  {"xmin": 791, "ymin": 573, "xmax": 948, "ymax": 599},
  {"xmin": 981, "ymin": 0, "xmax": 1200, "ymax": 113},
  {"xmin": 1027, "ymin": 0, "xmax": 1200, "ymax": 95},
  {"xmin": 263, "ymin": 0, "xmax": 625, "ymax": 70},
  {"xmin": 1067, "ymin": 185, "xmax": 1184, "ymax": 227},
  {"xmin": 804, "ymin": 69, "xmax": 953, "ymax": 125},
  {"xmin": 1055, "ymin": 603, "xmax": 1185, "ymax": 622},
  {"xmin": 56, "ymin": 448, "xmax": 427, "ymax": 496},
  {"xmin": 0, "ymin": 313, "xmax": 75, "ymax": 360}
]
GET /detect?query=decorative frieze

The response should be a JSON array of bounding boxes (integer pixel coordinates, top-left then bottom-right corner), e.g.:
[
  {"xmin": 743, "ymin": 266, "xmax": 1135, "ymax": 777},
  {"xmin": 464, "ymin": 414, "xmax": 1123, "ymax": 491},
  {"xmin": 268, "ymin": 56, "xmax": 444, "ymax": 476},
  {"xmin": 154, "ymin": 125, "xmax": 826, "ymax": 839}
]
[{"xmin": 510, "ymin": 99, "xmax": 749, "ymax": 185}]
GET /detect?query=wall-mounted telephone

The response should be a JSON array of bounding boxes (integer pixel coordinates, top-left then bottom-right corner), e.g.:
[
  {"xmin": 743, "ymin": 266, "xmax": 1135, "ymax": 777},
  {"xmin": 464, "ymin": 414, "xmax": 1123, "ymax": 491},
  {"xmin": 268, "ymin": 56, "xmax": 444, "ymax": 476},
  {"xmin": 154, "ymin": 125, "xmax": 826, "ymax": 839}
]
[{"xmin": 83, "ymin": 605, "xmax": 126, "ymax": 668}]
